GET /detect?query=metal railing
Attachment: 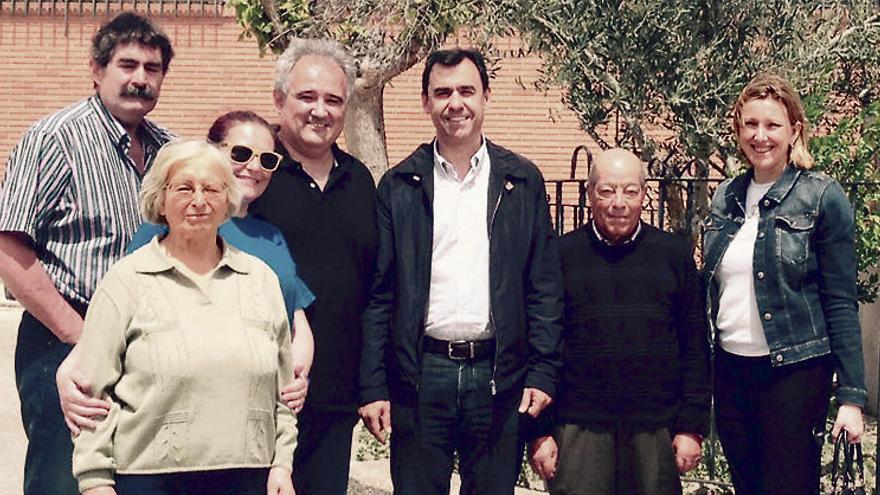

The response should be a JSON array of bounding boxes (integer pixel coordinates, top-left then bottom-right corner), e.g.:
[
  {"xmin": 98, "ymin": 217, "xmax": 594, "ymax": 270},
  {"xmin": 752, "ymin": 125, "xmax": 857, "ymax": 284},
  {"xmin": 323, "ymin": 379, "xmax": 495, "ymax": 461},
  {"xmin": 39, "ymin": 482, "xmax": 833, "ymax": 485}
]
[{"xmin": 0, "ymin": 0, "xmax": 227, "ymax": 27}]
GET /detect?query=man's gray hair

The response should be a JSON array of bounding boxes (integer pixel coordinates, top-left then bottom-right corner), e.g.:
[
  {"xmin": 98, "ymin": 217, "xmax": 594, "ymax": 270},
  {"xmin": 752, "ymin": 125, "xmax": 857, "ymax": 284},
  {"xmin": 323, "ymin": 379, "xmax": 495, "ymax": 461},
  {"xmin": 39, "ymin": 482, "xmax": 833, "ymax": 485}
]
[{"xmin": 274, "ymin": 39, "xmax": 357, "ymax": 99}]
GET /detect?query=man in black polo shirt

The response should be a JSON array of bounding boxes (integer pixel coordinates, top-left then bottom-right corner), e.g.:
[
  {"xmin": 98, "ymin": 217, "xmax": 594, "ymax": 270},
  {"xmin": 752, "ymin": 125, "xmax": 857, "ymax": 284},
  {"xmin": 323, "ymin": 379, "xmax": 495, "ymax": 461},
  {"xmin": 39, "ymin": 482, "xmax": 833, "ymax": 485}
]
[{"xmin": 249, "ymin": 39, "xmax": 378, "ymax": 495}]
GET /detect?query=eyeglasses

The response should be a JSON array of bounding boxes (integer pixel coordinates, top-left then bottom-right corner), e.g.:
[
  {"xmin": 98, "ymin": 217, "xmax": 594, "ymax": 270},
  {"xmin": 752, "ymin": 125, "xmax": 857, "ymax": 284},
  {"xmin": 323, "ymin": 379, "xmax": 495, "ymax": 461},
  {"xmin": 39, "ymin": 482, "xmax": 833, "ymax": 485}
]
[
  {"xmin": 593, "ymin": 183, "xmax": 643, "ymax": 201},
  {"xmin": 164, "ymin": 181, "xmax": 228, "ymax": 200},
  {"xmin": 223, "ymin": 144, "xmax": 282, "ymax": 172}
]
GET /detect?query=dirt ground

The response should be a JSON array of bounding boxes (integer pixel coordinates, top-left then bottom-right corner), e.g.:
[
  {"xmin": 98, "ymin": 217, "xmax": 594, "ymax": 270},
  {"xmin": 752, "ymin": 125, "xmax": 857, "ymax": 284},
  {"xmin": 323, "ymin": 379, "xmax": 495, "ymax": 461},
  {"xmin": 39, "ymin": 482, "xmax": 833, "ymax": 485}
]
[{"xmin": 0, "ymin": 305, "xmax": 26, "ymax": 494}]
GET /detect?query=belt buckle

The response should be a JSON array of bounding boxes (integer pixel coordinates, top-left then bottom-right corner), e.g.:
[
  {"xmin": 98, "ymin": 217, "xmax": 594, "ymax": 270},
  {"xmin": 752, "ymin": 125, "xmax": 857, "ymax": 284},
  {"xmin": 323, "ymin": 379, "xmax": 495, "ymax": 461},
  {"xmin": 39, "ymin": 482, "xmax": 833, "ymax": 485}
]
[{"xmin": 447, "ymin": 341, "xmax": 475, "ymax": 360}]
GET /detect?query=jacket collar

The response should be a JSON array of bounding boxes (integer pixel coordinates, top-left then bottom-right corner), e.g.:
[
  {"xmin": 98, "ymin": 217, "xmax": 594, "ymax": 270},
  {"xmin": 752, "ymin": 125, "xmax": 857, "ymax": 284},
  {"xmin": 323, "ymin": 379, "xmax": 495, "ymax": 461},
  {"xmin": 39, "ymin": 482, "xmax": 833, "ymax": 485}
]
[
  {"xmin": 392, "ymin": 139, "xmax": 529, "ymax": 181},
  {"xmin": 133, "ymin": 234, "xmax": 250, "ymax": 275},
  {"xmin": 485, "ymin": 140, "xmax": 529, "ymax": 180},
  {"xmin": 763, "ymin": 162, "xmax": 802, "ymax": 204},
  {"xmin": 724, "ymin": 162, "xmax": 802, "ymax": 213}
]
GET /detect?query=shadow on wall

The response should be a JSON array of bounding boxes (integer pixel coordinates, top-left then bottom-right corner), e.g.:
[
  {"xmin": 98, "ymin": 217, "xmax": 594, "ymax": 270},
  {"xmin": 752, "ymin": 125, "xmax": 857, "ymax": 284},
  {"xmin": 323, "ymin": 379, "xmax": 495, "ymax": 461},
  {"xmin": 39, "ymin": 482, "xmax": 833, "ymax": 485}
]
[{"xmin": 860, "ymin": 271, "xmax": 880, "ymax": 416}]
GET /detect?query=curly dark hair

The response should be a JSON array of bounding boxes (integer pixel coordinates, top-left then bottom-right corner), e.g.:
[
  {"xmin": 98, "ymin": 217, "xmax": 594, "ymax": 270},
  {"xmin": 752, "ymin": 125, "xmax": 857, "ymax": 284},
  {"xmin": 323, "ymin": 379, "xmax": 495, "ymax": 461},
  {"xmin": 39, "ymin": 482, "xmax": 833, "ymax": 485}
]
[{"xmin": 91, "ymin": 11, "xmax": 174, "ymax": 73}]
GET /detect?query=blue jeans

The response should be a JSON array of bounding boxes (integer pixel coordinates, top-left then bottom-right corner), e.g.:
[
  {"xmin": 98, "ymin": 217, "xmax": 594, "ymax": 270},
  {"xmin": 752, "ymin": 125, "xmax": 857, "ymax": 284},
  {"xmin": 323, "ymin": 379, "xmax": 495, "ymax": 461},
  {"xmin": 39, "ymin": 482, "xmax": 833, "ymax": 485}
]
[
  {"xmin": 292, "ymin": 406, "xmax": 359, "ymax": 495},
  {"xmin": 14, "ymin": 311, "xmax": 77, "ymax": 495},
  {"xmin": 390, "ymin": 352, "xmax": 523, "ymax": 495},
  {"xmin": 115, "ymin": 468, "xmax": 269, "ymax": 494}
]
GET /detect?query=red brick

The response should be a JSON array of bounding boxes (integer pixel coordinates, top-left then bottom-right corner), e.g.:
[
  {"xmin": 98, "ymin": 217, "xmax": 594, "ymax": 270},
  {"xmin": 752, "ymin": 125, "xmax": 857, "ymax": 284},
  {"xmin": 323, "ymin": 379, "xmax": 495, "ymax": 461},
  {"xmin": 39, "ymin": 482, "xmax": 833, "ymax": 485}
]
[{"xmin": 0, "ymin": 12, "xmax": 597, "ymax": 182}]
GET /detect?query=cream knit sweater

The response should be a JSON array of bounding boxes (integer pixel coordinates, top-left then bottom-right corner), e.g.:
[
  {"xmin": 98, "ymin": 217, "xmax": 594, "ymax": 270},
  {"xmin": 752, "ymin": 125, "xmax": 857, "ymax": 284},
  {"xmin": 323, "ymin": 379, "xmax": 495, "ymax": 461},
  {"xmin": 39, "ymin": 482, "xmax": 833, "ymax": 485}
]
[{"xmin": 72, "ymin": 237, "xmax": 297, "ymax": 491}]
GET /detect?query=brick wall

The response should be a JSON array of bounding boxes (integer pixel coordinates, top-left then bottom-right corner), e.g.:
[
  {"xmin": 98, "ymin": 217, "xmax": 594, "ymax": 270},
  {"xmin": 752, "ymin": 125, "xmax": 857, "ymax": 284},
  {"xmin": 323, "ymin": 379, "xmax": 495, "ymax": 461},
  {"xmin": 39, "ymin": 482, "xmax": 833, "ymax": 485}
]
[{"xmin": 0, "ymin": 9, "xmax": 597, "ymax": 182}]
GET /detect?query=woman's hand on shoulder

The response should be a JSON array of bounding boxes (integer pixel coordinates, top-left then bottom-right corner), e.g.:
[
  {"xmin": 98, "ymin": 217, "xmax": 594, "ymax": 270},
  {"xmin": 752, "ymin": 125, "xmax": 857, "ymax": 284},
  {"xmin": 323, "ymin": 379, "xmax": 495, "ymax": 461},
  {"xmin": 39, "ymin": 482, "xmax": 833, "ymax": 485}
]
[
  {"xmin": 832, "ymin": 403, "xmax": 864, "ymax": 443},
  {"xmin": 82, "ymin": 486, "xmax": 117, "ymax": 495},
  {"xmin": 56, "ymin": 351, "xmax": 111, "ymax": 435},
  {"xmin": 267, "ymin": 466, "xmax": 295, "ymax": 495}
]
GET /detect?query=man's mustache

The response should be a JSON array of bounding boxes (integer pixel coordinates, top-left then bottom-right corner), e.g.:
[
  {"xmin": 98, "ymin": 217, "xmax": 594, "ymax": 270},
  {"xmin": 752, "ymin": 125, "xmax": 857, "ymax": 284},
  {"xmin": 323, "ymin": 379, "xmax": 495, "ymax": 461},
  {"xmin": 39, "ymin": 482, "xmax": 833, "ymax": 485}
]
[
  {"xmin": 307, "ymin": 117, "xmax": 330, "ymax": 126},
  {"xmin": 120, "ymin": 85, "xmax": 157, "ymax": 101}
]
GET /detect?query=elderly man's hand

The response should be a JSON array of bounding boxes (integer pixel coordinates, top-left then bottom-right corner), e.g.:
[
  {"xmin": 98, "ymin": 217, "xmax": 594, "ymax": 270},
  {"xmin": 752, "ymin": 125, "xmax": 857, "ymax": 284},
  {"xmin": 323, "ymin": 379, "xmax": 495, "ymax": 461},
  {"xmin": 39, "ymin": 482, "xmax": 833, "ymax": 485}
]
[
  {"xmin": 529, "ymin": 435, "xmax": 559, "ymax": 480},
  {"xmin": 672, "ymin": 433, "xmax": 702, "ymax": 474},
  {"xmin": 518, "ymin": 388, "xmax": 552, "ymax": 418},
  {"xmin": 359, "ymin": 400, "xmax": 392, "ymax": 444}
]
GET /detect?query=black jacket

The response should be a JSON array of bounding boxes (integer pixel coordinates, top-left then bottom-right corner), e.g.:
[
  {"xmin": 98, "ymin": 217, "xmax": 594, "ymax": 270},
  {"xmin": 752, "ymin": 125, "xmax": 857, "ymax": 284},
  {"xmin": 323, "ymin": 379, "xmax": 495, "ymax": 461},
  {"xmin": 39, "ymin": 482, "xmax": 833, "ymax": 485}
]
[{"xmin": 359, "ymin": 141, "xmax": 564, "ymax": 404}]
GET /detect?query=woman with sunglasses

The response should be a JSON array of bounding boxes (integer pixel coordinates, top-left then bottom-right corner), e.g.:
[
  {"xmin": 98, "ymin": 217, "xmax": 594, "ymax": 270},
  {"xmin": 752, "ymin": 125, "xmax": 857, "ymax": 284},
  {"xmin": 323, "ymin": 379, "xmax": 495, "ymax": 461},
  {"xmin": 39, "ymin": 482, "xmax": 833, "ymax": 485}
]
[{"xmin": 56, "ymin": 111, "xmax": 314, "ymax": 436}]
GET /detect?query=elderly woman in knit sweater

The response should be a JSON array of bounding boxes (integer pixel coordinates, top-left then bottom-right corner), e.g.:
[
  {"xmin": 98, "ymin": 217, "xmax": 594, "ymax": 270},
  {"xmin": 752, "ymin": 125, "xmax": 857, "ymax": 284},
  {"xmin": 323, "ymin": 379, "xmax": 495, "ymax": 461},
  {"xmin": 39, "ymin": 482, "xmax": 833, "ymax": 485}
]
[{"xmin": 71, "ymin": 140, "xmax": 296, "ymax": 495}]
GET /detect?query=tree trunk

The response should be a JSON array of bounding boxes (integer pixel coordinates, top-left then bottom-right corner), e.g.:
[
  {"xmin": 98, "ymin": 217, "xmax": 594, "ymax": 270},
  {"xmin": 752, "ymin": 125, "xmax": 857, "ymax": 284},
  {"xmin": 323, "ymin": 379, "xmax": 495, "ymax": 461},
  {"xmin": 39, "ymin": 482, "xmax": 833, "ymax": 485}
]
[{"xmin": 344, "ymin": 84, "xmax": 389, "ymax": 183}]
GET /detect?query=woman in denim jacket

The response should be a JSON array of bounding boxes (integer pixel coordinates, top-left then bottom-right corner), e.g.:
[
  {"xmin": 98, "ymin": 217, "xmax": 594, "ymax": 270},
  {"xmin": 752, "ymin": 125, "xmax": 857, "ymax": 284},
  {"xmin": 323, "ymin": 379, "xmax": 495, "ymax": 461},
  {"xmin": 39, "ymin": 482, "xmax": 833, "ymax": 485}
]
[{"xmin": 703, "ymin": 73, "xmax": 867, "ymax": 494}]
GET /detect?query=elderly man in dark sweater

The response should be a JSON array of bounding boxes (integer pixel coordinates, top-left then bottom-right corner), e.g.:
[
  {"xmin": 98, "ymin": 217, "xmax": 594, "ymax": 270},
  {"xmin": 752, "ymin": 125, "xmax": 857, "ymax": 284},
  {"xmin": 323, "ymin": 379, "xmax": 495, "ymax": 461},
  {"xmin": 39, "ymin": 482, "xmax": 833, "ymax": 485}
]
[{"xmin": 529, "ymin": 148, "xmax": 710, "ymax": 494}]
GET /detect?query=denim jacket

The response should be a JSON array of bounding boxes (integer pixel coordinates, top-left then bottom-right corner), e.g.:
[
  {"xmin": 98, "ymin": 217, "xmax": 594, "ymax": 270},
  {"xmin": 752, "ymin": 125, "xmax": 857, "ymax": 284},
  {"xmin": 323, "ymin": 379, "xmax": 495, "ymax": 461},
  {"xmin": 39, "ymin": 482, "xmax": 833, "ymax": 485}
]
[{"xmin": 702, "ymin": 164, "xmax": 867, "ymax": 406}]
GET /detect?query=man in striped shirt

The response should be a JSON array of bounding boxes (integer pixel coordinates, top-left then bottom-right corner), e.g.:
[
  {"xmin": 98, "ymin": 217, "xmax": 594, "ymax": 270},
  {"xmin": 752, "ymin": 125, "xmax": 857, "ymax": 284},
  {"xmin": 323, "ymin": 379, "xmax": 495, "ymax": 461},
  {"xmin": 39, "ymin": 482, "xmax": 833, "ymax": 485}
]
[{"xmin": 0, "ymin": 12, "xmax": 174, "ymax": 495}]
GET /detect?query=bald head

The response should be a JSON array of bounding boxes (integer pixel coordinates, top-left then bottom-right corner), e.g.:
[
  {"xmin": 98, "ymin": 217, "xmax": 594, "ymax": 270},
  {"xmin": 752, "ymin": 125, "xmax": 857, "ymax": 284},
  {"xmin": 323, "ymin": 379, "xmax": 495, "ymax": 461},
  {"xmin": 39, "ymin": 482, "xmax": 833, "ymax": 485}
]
[
  {"xmin": 588, "ymin": 148, "xmax": 646, "ymax": 244},
  {"xmin": 589, "ymin": 148, "xmax": 646, "ymax": 188}
]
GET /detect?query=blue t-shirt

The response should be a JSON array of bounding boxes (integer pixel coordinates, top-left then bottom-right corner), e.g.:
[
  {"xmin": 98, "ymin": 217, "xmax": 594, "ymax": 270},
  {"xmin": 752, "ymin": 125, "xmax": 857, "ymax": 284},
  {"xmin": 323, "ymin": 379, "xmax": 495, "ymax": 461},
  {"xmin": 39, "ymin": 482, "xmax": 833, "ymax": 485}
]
[{"xmin": 127, "ymin": 216, "xmax": 315, "ymax": 321}]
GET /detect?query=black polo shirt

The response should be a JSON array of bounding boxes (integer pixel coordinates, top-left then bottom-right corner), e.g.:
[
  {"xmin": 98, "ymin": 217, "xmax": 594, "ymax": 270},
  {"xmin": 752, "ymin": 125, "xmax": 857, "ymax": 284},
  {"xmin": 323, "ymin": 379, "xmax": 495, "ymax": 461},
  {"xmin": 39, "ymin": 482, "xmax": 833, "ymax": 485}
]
[{"xmin": 251, "ymin": 144, "xmax": 378, "ymax": 411}]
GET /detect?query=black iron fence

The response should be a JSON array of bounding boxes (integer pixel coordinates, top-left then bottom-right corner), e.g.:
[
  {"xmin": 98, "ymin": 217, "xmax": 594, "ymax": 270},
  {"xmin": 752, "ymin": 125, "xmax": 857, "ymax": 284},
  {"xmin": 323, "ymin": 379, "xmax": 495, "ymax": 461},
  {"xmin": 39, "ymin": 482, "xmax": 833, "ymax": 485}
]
[
  {"xmin": 544, "ymin": 147, "xmax": 880, "ymax": 491},
  {"xmin": 0, "ymin": 0, "xmax": 227, "ymax": 23}
]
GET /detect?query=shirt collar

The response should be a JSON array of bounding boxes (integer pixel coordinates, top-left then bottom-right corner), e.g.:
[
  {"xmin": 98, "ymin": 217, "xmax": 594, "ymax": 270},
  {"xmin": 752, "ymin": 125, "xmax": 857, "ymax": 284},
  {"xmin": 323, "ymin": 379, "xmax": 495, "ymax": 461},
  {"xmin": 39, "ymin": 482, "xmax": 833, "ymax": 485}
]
[
  {"xmin": 432, "ymin": 138, "xmax": 489, "ymax": 182},
  {"xmin": 278, "ymin": 143, "xmax": 346, "ymax": 182},
  {"xmin": 133, "ymin": 233, "xmax": 250, "ymax": 275},
  {"xmin": 88, "ymin": 95, "xmax": 173, "ymax": 160},
  {"xmin": 592, "ymin": 220, "xmax": 642, "ymax": 246}
]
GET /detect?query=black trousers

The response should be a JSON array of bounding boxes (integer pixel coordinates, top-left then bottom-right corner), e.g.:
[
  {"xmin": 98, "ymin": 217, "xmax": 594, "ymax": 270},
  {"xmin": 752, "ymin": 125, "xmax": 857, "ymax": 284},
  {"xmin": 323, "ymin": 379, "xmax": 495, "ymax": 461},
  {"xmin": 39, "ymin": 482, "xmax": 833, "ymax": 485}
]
[
  {"xmin": 14, "ymin": 310, "xmax": 78, "ymax": 495},
  {"xmin": 115, "ymin": 468, "xmax": 269, "ymax": 494},
  {"xmin": 714, "ymin": 347, "xmax": 833, "ymax": 495},
  {"xmin": 292, "ymin": 404, "xmax": 359, "ymax": 495}
]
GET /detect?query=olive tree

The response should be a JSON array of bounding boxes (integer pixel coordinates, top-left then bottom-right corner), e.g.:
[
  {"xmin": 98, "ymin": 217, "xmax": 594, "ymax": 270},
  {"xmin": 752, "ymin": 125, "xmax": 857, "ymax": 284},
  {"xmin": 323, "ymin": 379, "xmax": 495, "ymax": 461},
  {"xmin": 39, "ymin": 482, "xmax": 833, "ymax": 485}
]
[{"xmin": 521, "ymin": 0, "xmax": 880, "ymax": 299}]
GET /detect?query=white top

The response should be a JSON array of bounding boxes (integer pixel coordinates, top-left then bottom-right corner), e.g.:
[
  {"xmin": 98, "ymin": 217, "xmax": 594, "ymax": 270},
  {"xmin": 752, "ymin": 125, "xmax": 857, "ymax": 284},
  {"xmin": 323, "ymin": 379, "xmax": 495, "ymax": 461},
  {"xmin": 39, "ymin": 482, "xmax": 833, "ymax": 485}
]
[
  {"xmin": 425, "ymin": 140, "xmax": 493, "ymax": 341},
  {"xmin": 715, "ymin": 179, "xmax": 775, "ymax": 356}
]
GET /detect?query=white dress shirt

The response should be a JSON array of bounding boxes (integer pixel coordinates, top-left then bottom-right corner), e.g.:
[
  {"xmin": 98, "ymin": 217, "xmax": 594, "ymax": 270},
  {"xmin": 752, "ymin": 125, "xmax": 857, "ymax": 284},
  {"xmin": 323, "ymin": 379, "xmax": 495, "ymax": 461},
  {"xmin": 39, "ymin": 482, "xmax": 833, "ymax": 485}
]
[{"xmin": 424, "ymin": 140, "xmax": 493, "ymax": 341}]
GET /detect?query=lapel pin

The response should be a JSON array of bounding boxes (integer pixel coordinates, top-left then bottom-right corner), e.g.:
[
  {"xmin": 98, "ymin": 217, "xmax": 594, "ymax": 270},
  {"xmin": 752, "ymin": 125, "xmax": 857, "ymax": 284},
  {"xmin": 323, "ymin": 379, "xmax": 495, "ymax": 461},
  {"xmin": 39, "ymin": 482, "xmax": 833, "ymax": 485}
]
[{"xmin": 505, "ymin": 181, "xmax": 514, "ymax": 191}]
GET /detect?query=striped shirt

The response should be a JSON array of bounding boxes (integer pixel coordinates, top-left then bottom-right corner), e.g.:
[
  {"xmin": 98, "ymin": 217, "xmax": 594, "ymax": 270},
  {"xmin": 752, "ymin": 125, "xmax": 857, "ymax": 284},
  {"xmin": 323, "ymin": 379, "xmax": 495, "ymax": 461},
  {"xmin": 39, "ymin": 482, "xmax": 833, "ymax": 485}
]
[{"xmin": 0, "ymin": 95, "xmax": 174, "ymax": 306}]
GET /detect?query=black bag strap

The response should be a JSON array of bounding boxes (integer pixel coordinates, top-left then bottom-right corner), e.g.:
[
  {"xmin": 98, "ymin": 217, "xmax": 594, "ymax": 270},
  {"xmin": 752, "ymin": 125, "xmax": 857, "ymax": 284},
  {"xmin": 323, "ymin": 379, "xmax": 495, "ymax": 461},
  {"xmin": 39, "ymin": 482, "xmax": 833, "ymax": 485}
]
[
  {"xmin": 852, "ymin": 440, "xmax": 865, "ymax": 488},
  {"xmin": 831, "ymin": 429, "xmax": 847, "ymax": 492},
  {"xmin": 831, "ymin": 429, "xmax": 866, "ymax": 494}
]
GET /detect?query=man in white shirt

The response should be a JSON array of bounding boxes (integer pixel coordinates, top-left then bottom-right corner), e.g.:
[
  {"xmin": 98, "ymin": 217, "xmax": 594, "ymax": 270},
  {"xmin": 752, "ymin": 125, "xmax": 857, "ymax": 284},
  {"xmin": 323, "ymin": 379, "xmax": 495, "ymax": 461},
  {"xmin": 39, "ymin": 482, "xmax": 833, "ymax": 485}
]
[{"xmin": 359, "ymin": 48, "xmax": 564, "ymax": 494}]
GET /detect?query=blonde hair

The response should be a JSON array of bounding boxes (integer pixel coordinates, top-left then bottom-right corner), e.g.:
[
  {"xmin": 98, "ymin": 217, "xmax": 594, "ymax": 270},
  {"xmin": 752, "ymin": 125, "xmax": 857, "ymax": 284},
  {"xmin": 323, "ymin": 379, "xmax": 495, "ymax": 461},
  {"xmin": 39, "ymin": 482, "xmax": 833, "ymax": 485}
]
[
  {"xmin": 140, "ymin": 140, "xmax": 241, "ymax": 224},
  {"xmin": 732, "ymin": 73, "xmax": 814, "ymax": 169}
]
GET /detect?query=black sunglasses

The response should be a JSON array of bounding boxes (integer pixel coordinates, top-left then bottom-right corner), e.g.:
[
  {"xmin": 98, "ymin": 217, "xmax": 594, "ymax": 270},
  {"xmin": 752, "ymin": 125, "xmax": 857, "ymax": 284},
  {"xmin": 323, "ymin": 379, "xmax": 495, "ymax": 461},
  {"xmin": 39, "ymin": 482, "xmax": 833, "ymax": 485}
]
[{"xmin": 226, "ymin": 144, "xmax": 282, "ymax": 172}]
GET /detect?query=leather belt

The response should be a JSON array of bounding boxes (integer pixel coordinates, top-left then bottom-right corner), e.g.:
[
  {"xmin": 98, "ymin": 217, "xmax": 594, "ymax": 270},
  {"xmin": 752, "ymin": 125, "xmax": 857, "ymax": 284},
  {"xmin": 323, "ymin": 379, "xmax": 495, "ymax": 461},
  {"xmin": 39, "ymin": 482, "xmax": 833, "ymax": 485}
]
[{"xmin": 423, "ymin": 336, "xmax": 494, "ymax": 361}]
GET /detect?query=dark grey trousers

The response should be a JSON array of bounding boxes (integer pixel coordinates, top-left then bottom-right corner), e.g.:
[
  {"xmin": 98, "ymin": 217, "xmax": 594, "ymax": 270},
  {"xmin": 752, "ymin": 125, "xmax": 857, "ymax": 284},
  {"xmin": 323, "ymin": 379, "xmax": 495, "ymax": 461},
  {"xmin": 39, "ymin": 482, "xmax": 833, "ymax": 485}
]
[{"xmin": 549, "ymin": 422, "xmax": 682, "ymax": 495}]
